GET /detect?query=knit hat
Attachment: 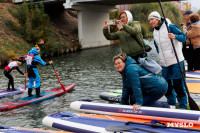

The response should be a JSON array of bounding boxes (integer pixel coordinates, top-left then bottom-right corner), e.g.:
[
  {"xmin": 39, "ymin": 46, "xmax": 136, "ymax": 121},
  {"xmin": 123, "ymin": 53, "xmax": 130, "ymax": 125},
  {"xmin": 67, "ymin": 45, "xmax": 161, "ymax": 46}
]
[
  {"xmin": 35, "ymin": 44, "xmax": 40, "ymax": 50},
  {"xmin": 148, "ymin": 11, "xmax": 161, "ymax": 20}
]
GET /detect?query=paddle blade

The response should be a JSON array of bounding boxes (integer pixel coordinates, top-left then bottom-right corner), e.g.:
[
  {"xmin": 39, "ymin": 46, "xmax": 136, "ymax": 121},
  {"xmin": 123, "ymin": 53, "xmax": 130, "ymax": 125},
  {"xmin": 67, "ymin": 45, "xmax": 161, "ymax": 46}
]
[{"xmin": 188, "ymin": 96, "xmax": 200, "ymax": 111}]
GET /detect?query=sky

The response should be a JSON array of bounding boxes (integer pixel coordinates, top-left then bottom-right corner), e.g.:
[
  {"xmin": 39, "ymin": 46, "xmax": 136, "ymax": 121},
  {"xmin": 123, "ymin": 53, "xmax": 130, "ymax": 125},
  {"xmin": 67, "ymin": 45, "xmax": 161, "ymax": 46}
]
[{"xmin": 183, "ymin": 0, "xmax": 200, "ymax": 12}]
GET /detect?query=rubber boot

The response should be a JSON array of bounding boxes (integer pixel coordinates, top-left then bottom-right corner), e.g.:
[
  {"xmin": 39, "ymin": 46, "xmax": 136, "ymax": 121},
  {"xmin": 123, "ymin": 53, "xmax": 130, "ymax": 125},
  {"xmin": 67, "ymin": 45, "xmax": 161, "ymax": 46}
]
[
  {"xmin": 36, "ymin": 87, "xmax": 42, "ymax": 97},
  {"xmin": 177, "ymin": 96, "xmax": 188, "ymax": 109},
  {"xmin": 28, "ymin": 88, "xmax": 33, "ymax": 97}
]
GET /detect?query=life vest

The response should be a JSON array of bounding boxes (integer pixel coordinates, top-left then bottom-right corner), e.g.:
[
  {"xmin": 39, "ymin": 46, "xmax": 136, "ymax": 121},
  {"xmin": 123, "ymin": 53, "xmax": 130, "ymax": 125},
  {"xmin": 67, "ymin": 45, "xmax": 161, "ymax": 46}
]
[
  {"xmin": 5, "ymin": 61, "xmax": 17, "ymax": 71},
  {"xmin": 26, "ymin": 54, "xmax": 34, "ymax": 65}
]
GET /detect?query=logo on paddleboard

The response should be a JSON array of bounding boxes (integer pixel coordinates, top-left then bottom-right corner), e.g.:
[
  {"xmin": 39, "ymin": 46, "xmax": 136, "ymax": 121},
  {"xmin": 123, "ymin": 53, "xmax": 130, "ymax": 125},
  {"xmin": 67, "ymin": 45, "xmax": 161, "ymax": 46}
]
[{"xmin": 118, "ymin": 109, "xmax": 143, "ymax": 114}]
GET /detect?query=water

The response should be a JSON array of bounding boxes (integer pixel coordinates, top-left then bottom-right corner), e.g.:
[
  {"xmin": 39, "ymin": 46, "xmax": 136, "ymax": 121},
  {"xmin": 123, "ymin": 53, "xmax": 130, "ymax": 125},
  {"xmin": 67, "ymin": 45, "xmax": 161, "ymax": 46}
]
[{"xmin": 0, "ymin": 39, "xmax": 157, "ymax": 130}]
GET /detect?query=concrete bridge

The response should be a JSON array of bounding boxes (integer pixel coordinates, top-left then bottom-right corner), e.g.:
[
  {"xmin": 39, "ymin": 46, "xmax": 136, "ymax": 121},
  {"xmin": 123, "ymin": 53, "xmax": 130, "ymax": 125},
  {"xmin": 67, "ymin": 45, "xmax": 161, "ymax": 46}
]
[{"xmin": 13, "ymin": 0, "xmax": 181, "ymax": 49}]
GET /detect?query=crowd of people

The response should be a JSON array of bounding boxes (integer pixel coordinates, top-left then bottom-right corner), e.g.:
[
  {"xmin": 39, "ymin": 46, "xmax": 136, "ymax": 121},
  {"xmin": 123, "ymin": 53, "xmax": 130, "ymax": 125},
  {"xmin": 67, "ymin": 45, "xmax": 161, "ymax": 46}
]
[{"xmin": 103, "ymin": 10, "xmax": 200, "ymax": 111}]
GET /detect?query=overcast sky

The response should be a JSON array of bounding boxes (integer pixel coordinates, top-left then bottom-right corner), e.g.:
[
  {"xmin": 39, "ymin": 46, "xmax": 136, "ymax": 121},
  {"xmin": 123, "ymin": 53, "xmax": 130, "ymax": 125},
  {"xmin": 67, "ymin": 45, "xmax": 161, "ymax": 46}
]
[{"xmin": 183, "ymin": 0, "xmax": 200, "ymax": 12}]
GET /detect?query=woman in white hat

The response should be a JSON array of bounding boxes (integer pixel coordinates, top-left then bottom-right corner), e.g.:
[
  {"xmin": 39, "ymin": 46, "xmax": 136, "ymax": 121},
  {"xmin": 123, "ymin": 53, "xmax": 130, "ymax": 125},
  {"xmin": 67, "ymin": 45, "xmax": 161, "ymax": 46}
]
[
  {"xmin": 148, "ymin": 11, "xmax": 187, "ymax": 109},
  {"xmin": 103, "ymin": 10, "xmax": 151, "ymax": 62}
]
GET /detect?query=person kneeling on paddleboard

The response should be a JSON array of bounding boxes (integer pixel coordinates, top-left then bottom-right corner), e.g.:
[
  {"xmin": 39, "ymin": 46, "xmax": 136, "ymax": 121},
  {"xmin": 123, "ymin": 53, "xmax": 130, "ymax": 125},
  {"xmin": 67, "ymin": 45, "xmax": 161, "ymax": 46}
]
[
  {"xmin": 113, "ymin": 53, "xmax": 170, "ymax": 111},
  {"xmin": 26, "ymin": 44, "xmax": 53, "ymax": 97},
  {"xmin": 4, "ymin": 58, "xmax": 26, "ymax": 91}
]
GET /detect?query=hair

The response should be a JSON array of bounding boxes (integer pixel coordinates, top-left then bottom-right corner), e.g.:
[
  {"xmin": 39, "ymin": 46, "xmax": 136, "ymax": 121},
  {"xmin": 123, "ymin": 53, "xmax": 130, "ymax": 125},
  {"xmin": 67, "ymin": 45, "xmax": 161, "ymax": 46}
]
[
  {"xmin": 113, "ymin": 53, "xmax": 127, "ymax": 63},
  {"xmin": 189, "ymin": 13, "xmax": 200, "ymax": 24}
]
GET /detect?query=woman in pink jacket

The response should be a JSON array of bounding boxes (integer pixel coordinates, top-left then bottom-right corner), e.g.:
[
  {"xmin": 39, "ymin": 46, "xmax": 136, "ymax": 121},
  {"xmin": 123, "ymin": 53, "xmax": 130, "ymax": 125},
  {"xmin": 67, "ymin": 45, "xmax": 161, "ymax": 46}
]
[{"xmin": 186, "ymin": 13, "xmax": 200, "ymax": 70}]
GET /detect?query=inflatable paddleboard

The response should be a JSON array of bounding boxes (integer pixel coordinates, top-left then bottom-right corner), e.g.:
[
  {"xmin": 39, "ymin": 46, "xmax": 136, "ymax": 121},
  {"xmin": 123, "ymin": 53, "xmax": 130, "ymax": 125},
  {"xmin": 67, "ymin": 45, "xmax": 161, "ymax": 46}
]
[
  {"xmin": 42, "ymin": 112, "xmax": 200, "ymax": 133},
  {"xmin": 0, "ymin": 83, "xmax": 75, "ymax": 111},
  {"xmin": 99, "ymin": 89, "xmax": 200, "ymax": 106},
  {"xmin": 0, "ymin": 86, "xmax": 24, "ymax": 99},
  {"xmin": 0, "ymin": 126, "xmax": 69, "ymax": 133},
  {"xmin": 186, "ymin": 71, "xmax": 200, "ymax": 79},
  {"xmin": 70, "ymin": 101, "xmax": 200, "ymax": 125},
  {"xmin": 77, "ymin": 113, "xmax": 200, "ymax": 129}
]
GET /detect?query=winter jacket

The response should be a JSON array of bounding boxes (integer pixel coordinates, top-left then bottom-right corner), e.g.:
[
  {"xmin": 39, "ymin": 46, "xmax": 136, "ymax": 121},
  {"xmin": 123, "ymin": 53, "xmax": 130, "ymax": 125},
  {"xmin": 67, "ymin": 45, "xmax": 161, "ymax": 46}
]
[
  {"xmin": 120, "ymin": 56, "xmax": 167, "ymax": 106},
  {"xmin": 153, "ymin": 18, "xmax": 186, "ymax": 67},
  {"xmin": 103, "ymin": 21, "xmax": 144, "ymax": 57},
  {"xmin": 186, "ymin": 21, "xmax": 200, "ymax": 49}
]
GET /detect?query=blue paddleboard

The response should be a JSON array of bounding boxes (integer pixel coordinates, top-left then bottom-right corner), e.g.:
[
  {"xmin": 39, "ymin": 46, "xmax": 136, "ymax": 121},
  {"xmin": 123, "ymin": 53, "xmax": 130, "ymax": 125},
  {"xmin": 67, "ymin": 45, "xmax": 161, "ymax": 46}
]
[{"xmin": 42, "ymin": 112, "xmax": 200, "ymax": 133}]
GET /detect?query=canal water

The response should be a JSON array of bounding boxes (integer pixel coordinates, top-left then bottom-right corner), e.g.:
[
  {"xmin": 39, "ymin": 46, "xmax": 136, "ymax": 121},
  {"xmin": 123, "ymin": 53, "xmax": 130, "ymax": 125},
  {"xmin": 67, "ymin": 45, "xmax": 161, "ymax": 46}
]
[{"xmin": 0, "ymin": 39, "xmax": 157, "ymax": 130}]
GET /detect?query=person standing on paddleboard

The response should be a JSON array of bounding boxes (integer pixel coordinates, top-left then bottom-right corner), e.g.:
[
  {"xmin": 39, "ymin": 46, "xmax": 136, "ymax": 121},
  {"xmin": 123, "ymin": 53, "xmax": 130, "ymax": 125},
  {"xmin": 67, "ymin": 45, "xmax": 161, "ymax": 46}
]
[
  {"xmin": 148, "ymin": 11, "xmax": 187, "ymax": 109},
  {"xmin": 26, "ymin": 42, "xmax": 53, "ymax": 97},
  {"xmin": 113, "ymin": 53, "xmax": 170, "ymax": 111},
  {"xmin": 4, "ymin": 58, "xmax": 26, "ymax": 91}
]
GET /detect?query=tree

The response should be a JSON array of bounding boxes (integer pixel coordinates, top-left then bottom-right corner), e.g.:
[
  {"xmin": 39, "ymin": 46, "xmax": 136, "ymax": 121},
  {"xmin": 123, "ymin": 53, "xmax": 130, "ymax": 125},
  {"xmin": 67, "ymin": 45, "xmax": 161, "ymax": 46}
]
[{"xmin": 7, "ymin": 0, "xmax": 51, "ymax": 44}]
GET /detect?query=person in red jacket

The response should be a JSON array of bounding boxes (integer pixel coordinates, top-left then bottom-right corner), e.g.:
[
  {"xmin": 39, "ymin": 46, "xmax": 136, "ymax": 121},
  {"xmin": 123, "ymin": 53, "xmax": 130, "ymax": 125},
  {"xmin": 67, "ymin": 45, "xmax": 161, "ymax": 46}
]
[{"xmin": 4, "ymin": 60, "xmax": 25, "ymax": 91}]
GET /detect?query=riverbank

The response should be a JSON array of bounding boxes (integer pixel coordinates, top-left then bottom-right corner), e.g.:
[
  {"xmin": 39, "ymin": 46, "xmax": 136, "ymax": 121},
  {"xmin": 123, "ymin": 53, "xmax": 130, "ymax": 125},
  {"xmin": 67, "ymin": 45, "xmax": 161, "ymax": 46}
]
[{"xmin": 0, "ymin": 3, "xmax": 80, "ymax": 66}]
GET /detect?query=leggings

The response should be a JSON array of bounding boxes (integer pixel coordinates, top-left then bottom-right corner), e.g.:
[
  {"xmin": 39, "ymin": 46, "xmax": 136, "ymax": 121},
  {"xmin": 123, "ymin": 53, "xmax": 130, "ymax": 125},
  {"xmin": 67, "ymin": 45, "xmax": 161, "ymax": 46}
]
[{"xmin": 4, "ymin": 70, "xmax": 14, "ymax": 89}]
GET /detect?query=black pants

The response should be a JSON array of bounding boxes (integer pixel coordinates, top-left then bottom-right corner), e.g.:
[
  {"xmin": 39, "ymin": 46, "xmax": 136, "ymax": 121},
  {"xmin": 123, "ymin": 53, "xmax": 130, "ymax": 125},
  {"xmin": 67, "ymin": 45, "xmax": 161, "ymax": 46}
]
[
  {"xmin": 193, "ymin": 48, "xmax": 200, "ymax": 70},
  {"xmin": 182, "ymin": 43, "xmax": 194, "ymax": 71},
  {"xmin": 4, "ymin": 70, "xmax": 14, "ymax": 89}
]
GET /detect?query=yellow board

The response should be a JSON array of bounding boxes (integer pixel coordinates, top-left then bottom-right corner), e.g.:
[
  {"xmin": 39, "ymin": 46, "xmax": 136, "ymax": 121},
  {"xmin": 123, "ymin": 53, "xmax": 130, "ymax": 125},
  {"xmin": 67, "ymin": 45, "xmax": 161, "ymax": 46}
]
[{"xmin": 186, "ymin": 78, "xmax": 200, "ymax": 93}]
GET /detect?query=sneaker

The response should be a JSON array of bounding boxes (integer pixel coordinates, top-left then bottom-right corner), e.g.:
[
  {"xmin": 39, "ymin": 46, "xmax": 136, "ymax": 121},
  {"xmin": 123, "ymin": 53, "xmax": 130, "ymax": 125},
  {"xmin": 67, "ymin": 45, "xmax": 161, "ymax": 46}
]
[{"xmin": 170, "ymin": 105, "xmax": 176, "ymax": 109}]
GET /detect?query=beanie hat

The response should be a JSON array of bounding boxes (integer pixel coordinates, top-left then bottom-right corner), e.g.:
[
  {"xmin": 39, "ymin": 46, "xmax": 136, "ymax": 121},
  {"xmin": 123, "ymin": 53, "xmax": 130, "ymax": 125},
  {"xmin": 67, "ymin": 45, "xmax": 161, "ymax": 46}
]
[{"xmin": 148, "ymin": 11, "xmax": 161, "ymax": 20}]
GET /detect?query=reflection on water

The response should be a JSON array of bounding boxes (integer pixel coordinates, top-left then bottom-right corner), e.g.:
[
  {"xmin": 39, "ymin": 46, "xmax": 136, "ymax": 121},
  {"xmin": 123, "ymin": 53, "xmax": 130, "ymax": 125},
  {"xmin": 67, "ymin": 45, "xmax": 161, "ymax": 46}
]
[{"xmin": 0, "ymin": 40, "xmax": 157, "ymax": 129}]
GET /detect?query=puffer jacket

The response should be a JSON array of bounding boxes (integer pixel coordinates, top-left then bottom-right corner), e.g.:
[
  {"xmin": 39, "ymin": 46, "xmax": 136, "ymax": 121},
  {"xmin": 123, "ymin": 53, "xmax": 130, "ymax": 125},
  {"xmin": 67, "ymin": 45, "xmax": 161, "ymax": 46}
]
[
  {"xmin": 103, "ymin": 21, "xmax": 144, "ymax": 57},
  {"xmin": 186, "ymin": 22, "xmax": 200, "ymax": 49},
  {"xmin": 120, "ymin": 56, "xmax": 167, "ymax": 106}
]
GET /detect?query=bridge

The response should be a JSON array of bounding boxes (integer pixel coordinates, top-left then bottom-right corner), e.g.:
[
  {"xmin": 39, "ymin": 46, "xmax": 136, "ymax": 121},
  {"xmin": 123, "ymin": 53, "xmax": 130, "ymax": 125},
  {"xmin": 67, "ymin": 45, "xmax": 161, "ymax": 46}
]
[{"xmin": 13, "ymin": 0, "xmax": 182, "ymax": 49}]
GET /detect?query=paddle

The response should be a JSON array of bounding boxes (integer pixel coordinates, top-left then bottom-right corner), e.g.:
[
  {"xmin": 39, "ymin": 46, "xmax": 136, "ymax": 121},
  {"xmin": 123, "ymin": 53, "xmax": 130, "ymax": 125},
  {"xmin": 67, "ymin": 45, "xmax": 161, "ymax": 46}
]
[
  {"xmin": 39, "ymin": 41, "xmax": 66, "ymax": 92},
  {"xmin": 158, "ymin": 0, "xmax": 199, "ymax": 111},
  {"xmin": 106, "ymin": 121, "xmax": 200, "ymax": 132},
  {"xmin": 16, "ymin": 62, "xmax": 28, "ymax": 101}
]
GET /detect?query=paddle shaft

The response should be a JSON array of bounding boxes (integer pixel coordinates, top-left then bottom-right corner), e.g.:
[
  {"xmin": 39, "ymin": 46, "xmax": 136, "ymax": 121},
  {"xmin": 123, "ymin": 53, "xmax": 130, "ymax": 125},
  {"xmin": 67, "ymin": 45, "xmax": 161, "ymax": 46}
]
[
  {"xmin": 42, "ymin": 45, "xmax": 66, "ymax": 92},
  {"xmin": 17, "ymin": 63, "xmax": 28, "ymax": 101},
  {"xmin": 158, "ymin": 0, "xmax": 199, "ymax": 111}
]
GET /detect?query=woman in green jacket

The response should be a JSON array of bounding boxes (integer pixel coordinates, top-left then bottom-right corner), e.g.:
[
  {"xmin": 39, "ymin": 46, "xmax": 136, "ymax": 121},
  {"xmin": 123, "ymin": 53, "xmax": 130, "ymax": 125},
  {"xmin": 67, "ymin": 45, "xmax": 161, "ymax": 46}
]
[{"xmin": 103, "ymin": 10, "xmax": 149, "ymax": 61}]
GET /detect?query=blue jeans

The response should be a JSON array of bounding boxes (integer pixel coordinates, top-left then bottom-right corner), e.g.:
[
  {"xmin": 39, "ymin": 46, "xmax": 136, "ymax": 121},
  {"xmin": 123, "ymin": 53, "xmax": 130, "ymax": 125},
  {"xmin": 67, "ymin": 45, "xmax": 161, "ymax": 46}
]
[{"xmin": 131, "ymin": 86, "xmax": 170, "ymax": 108}]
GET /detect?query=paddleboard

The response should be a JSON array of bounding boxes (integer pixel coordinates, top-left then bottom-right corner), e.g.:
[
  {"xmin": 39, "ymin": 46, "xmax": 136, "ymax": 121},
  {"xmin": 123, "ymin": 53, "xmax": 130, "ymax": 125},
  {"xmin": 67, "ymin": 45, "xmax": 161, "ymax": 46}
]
[
  {"xmin": 0, "ymin": 126, "xmax": 69, "ymax": 133},
  {"xmin": 0, "ymin": 86, "xmax": 24, "ymax": 99},
  {"xmin": 0, "ymin": 83, "xmax": 75, "ymax": 112},
  {"xmin": 186, "ymin": 71, "xmax": 200, "ymax": 79},
  {"xmin": 70, "ymin": 101, "xmax": 200, "ymax": 125},
  {"xmin": 42, "ymin": 112, "xmax": 200, "ymax": 133},
  {"xmin": 99, "ymin": 89, "xmax": 200, "ymax": 105},
  {"xmin": 77, "ymin": 113, "xmax": 200, "ymax": 129}
]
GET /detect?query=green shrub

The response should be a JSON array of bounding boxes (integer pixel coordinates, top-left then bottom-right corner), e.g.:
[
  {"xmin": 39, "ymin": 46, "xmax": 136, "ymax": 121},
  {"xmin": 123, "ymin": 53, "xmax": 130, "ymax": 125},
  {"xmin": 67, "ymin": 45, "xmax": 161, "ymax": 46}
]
[{"xmin": 7, "ymin": 0, "xmax": 51, "ymax": 44}]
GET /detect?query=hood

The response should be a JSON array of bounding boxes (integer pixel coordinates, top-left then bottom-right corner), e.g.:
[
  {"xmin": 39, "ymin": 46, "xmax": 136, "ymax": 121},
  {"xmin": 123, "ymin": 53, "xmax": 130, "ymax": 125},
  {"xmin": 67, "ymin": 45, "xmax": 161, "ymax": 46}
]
[
  {"xmin": 28, "ymin": 47, "xmax": 39, "ymax": 55},
  {"xmin": 155, "ymin": 17, "xmax": 171, "ymax": 30},
  {"xmin": 121, "ymin": 56, "xmax": 137, "ymax": 75},
  {"xmin": 126, "ymin": 56, "xmax": 137, "ymax": 66},
  {"xmin": 120, "ymin": 10, "xmax": 133, "ymax": 23}
]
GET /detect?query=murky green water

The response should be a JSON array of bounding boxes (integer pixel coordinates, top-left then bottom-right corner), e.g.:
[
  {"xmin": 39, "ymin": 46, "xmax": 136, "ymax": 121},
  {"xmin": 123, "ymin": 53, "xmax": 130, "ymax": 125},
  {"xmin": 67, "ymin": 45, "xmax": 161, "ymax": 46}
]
[{"xmin": 0, "ymin": 40, "xmax": 157, "ymax": 130}]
